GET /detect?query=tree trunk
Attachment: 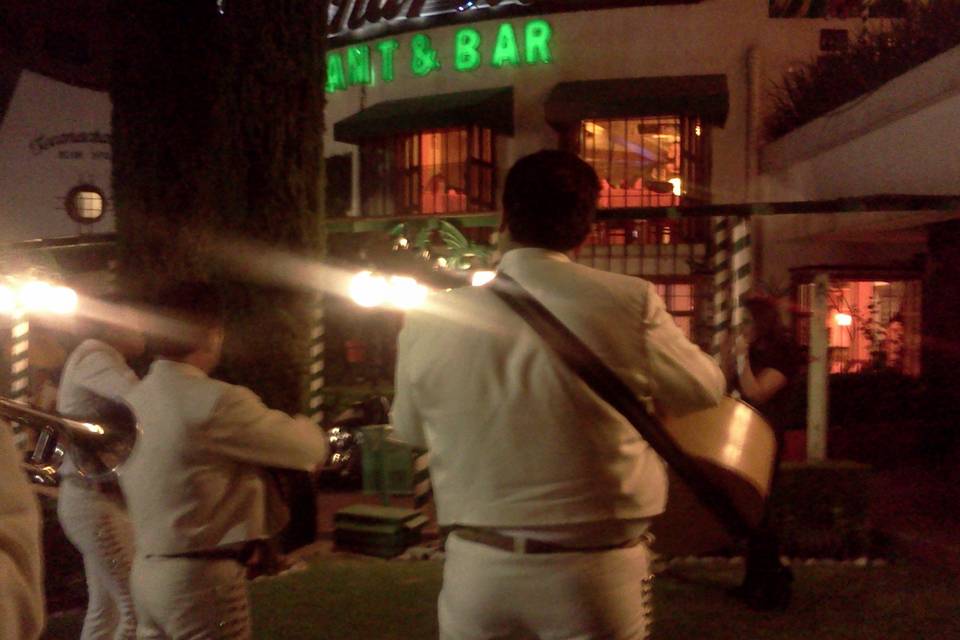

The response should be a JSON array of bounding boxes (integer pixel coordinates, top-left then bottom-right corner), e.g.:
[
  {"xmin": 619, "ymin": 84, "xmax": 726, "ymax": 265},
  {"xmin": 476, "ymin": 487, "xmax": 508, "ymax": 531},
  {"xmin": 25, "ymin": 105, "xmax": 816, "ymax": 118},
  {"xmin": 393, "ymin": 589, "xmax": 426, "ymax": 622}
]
[{"xmin": 110, "ymin": 0, "xmax": 326, "ymax": 413}]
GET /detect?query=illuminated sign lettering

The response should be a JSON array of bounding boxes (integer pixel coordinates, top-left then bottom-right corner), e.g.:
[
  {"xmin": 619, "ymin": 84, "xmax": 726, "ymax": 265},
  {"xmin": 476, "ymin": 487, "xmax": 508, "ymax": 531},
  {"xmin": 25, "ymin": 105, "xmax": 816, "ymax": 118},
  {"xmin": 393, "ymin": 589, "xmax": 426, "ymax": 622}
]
[
  {"xmin": 329, "ymin": 0, "xmax": 512, "ymax": 39},
  {"xmin": 326, "ymin": 19, "xmax": 553, "ymax": 92}
]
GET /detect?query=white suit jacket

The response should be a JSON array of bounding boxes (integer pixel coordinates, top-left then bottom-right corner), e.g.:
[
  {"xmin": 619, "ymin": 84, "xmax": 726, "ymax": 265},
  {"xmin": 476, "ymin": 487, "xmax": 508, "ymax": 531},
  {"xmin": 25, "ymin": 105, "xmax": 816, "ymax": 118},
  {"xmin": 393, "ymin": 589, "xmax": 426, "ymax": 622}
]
[
  {"xmin": 57, "ymin": 338, "xmax": 139, "ymax": 478},
  {"xmin": 120, "ymin": 360, "xmax": 329, "ymax": 555},
  {"xmin": 392, "ymin": 248, "xmax": 725, "ymax": 528},
  {"xmin": 0, "ymin": 421, "xmax": 44, "ymax": 639}
]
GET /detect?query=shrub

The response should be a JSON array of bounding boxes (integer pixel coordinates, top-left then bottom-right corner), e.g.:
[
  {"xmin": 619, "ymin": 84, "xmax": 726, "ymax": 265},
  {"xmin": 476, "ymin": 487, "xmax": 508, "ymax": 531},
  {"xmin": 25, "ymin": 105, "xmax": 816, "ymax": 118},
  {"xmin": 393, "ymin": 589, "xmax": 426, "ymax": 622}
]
[{"xmin": 765, "ymin": 1, "xmax": 960, "ymax": 140}]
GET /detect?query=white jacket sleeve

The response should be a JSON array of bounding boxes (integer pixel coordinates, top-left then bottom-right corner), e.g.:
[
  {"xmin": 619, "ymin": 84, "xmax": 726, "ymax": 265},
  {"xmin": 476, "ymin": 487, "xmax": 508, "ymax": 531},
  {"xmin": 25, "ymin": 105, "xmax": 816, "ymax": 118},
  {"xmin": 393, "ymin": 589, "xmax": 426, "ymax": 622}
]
[
  {"xmin": 391, "ymin": 320, "xmax": 427, "ymax": 449},
  {"xmin": 641, "ymin": 284, "xmax": 725, "ymax": 416},
  {"xmin": 0, "ymin": 424, "xmax": 44, "ymax": 640},
  {"xmin": 71, "ymin": 349, "xmax": 139, "ymax": 402},
  {"xmin": 200, "ymin": 385, "xmax": 329, "ymax": 471}
]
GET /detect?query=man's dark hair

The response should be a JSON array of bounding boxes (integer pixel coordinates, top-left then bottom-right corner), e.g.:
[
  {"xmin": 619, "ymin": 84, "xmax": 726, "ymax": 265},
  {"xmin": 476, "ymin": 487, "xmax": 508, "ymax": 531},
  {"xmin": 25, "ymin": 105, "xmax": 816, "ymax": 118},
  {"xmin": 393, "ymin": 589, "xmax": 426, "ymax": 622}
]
[
  {"xmin": 501, "ymin": 150, "xmax": 600, "ymax": 252},
  {"xmin": 148, "ymin": 282, "xmax": 226, "ymax": 359}
]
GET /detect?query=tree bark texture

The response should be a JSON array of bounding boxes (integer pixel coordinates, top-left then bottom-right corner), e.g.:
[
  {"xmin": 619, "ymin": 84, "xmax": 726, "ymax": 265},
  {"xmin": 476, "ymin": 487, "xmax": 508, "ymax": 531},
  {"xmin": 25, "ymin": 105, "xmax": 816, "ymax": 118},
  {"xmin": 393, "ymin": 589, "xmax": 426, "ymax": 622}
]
[{"xmin": 110, "ymin": 0, "xmax": 326, "ymax": 413}]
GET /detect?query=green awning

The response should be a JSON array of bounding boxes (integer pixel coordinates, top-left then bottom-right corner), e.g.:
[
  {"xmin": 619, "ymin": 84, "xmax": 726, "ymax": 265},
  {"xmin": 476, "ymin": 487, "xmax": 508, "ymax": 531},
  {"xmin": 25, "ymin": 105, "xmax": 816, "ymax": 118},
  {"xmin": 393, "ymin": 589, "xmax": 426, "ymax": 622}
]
[
  {"xmin": 545, "ymin": 75, "xmax": 729, "ymax": 128},
  {"xmin": 333, "ymin": 87, "xmax": 514, "ymax": 144}
]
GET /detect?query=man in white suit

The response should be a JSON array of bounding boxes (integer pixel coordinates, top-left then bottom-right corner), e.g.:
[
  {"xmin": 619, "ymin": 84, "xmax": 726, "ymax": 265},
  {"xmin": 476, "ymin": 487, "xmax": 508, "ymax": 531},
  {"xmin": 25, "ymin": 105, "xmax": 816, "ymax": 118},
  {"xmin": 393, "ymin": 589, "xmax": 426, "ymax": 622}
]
[
  {"xmin": 119, "ymin": 283, "xmax": 328, "ymax": 639},
  {"xmin": 0, "ymin": 419, "xmax": 44, "ymax": 640},
  {"xmin": 392, "ymin": 150, "xmax": 725, "ymax": 639}
]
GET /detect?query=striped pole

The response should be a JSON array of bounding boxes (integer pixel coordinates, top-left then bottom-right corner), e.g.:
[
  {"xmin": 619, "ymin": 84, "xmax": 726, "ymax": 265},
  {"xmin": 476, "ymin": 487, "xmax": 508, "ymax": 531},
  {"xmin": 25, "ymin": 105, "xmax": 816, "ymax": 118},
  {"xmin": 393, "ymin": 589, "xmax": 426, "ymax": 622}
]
[
  {"xmin": 9, "ymin": 310, "xmax": 29, "ymax": 448},
  {"xmin": 729, "ymin": 216, "xmax": 753, "ymax": 331},
  {"xmin": 307, "ymin": 295, "xmax": 325, "ymax": 423},
  {"xmin": 412, "ymin": 450, "xmax": 432, "ymax": 512},
  {"xmin": 711, "ymin": 216, "xmax": 731, "ymax": 357}
]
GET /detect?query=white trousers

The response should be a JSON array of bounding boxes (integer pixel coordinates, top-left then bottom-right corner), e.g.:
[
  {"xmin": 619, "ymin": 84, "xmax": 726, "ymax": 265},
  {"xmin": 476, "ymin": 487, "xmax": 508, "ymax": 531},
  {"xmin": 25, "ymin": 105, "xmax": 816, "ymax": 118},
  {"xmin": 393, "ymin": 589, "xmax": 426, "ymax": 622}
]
[
  {"xmin": 57, "ymin": 479, "xmax": 137, "ymax": 640},
  {"xmin": 439, "ymin": 533, "xmax": 654, "ymax": 640},
  {"xmin": 131, "ymin": 555, "xmax": 251, "ymax": 640}
]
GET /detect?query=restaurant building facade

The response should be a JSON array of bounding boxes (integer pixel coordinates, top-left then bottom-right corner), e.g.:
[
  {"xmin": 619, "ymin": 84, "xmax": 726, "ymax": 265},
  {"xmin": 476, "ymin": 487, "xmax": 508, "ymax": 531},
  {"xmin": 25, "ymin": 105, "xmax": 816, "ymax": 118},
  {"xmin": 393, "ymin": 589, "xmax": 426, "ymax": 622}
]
[{"xmin": 3, "ymin": 1, "xmax": 959, "ymax": 453}]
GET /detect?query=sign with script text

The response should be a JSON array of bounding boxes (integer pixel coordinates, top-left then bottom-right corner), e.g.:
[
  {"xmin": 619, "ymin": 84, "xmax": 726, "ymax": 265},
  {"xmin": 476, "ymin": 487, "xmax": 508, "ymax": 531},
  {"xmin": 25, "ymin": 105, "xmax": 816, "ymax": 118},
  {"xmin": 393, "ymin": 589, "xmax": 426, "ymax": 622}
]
[{"xmin": 329, "ymin": 0, "xmax": 695, "ymax": 44}]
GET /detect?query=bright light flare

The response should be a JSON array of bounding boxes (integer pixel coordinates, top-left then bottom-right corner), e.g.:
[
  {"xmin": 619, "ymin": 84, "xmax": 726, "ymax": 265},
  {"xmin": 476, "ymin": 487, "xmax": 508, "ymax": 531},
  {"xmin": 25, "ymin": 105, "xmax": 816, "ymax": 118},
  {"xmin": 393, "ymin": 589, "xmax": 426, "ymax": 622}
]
[
  {"xmin": 0, "ymin": 285, "xmax": 17, "ymax": 315},
  {"xmin": 80, "ymin": 422, "xmax": 105, "ymax": 436},
  {"xmin": 834, "ymin": 312, "xmax": 853, "ymax": 327},
  {"xmin": 0, "ymin": 280, "xmax": 79, "ymax": 316},
  {"xmin": 349, "ymin": 271, "xmax": 390, "ymax": 308},
  {"xmin": 22, "ymin": 282, "xmax": 79, "ymax": 315},
  {"xmin": 471, "ymin": 271, "xmax": 496, "ymax": 287},
  {"xmin": 349, "ymin": 271, "xmax": 430, "ymax": 310},
  {"xmin": 387, "ymin": 276, "xmax": 428, "ymax": 310}
]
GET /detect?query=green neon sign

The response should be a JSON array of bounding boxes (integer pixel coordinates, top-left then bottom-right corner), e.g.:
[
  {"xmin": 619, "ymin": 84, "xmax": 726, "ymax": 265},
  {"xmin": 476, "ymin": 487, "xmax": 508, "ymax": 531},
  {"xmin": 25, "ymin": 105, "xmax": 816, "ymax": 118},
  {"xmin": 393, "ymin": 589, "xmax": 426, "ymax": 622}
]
[
  {"xmin": 491, "ymin": 23, "xmax": 520, "ymax": 68},
  {"xmin": 325, "ymin": 19, "xmax": 554, "ymax": 93},
  {"xmin": 454, "ymin": 28, "xmax": 482, "ymax": 72},
  {"xmin": 347, "ymin": 45, "xmax": 373, "ymax": 85}
]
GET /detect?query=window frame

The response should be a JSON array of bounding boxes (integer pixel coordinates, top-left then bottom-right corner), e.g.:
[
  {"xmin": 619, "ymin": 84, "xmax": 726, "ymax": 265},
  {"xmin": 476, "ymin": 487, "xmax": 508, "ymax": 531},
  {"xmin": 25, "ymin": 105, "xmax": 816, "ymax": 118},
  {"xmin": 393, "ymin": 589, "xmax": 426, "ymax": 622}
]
[
  {"xmin": 359, "ymin": 125, "xmax": 498, "ymax": 217},
  {"xmin": 64, "ymin": 184, "xmax": 105, "ymax": 224}
]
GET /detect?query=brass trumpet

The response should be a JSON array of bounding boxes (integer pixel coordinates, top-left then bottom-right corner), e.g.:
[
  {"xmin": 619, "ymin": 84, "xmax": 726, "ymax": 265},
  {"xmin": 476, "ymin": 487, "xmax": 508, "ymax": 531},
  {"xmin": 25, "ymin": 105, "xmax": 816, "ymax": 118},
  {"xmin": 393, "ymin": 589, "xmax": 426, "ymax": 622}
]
[{"xmin": 0, "ymin": 397, "xmax": 139, "ymax": 484}]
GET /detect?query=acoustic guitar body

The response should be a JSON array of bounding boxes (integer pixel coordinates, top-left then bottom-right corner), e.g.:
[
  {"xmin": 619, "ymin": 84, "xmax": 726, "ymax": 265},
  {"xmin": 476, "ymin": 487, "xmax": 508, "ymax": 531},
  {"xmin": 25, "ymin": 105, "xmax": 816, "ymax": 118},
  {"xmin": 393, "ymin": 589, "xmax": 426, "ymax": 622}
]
[{"xmin": 651, "ymin": 397, "xmax": 777, "ymax": 557}]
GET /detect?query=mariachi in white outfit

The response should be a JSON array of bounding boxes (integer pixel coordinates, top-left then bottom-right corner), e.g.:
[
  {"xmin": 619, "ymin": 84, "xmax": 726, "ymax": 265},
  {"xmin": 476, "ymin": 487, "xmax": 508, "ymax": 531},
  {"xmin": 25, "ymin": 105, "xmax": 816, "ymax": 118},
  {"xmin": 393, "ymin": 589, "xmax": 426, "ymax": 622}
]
[
  {"xmin": 57, "ymin": 338, "xmax": 140, "ymax": 640},
  {"xmin": 392, "ymin": 248, "xmax": 726, "ymax": 640},
  {"xmin": 120, "ymin": 360, "xmax": 329, "ymax": 639},
  {"xmin": 0, "ymin": 414, "xmax": 45, "ymax": 640}
]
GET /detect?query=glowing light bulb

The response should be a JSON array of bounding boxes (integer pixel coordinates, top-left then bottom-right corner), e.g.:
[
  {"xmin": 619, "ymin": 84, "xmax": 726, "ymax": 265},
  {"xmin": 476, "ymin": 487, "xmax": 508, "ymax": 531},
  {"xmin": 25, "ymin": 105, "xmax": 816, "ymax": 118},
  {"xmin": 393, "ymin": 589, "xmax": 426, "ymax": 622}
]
[{"xmin": 834, "ymin": 313, "xmax": 853, "ymax": 327}]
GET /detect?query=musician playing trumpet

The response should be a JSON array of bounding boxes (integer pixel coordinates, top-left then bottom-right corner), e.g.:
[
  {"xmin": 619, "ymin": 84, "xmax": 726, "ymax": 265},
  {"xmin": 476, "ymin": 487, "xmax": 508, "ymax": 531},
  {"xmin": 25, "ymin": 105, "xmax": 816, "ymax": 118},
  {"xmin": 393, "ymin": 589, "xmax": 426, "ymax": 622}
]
[
  {"xmin": 56, "ymin": 307, "xmax": 146, "ymax": 640},
  {"xmin": 722, "ymin": 293, "xmax": 805, "ymax": 611},
  {"xmin": 118, "ymin": 282, "xmax": 328, "ymax": 639}
]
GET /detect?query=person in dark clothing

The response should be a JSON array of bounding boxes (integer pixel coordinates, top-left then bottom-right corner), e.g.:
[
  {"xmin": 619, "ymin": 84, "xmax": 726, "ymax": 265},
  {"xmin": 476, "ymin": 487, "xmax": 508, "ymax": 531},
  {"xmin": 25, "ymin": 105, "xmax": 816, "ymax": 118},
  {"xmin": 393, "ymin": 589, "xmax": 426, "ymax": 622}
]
[{"xmin": 723, "ymin": 293, "xmax": 805, "ymax": 611}]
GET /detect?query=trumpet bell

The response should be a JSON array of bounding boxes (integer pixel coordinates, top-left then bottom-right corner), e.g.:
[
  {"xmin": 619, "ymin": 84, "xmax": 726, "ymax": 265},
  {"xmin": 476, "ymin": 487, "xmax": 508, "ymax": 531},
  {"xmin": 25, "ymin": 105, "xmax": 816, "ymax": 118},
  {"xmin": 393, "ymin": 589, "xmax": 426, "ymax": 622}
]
[{"xmin": 0, "ymin": 397, "xmax": 139, "ymax": 483}]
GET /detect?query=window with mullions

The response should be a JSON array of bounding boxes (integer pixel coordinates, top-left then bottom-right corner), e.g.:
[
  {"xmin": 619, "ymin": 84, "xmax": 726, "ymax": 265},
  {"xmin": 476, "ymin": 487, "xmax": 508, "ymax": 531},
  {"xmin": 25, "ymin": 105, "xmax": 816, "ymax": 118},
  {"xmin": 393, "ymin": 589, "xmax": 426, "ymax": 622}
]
[
  {"xmin": 360, "ymin": 126, "xmax": 496, "ymax": 217},
  {"xmin": 654, "ymin": 281, "xmax": 697, "ymax": 340},
  {"xmin": 579, "ymin": 115, "xmax": 708, "ymax": 209}
]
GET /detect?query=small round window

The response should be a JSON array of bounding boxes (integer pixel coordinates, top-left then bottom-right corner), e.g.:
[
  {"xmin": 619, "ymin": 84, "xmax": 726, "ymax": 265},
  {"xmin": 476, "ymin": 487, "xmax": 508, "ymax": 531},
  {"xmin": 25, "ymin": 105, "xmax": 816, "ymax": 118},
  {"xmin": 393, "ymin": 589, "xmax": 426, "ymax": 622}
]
[{"xmin": 65, "ymin": 185, "xmax": 105, "ymax": 223}]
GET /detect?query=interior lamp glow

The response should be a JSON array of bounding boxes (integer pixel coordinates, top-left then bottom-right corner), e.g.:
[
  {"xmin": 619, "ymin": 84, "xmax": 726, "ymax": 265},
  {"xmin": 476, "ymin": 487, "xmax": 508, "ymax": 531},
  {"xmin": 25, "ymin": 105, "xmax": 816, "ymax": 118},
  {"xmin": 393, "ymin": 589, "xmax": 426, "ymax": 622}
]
[
  {"xmin": 668, "ymin": 177, "xmax": 682, "ymax": 197},
  {"xmin": 349, "ymin": 271, "xmax": 390, "ymax": 308},
  {"xmin": 834, "ymin": 312, "xmax": 853, "ymax": 327},
  {"xmin": 471, "ymin": 271, "xmax": 496, "ymax": 287}
]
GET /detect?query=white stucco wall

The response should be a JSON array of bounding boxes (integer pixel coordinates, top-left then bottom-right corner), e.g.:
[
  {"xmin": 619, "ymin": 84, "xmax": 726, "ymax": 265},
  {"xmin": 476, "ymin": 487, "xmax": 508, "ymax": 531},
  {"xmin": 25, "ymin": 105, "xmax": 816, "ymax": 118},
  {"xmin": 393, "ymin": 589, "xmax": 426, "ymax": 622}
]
[
  {"xmin": 757, "ymin": 45, "xmax": 960, "ymax": 285},
  {"xmin": 324, "ymin": 0, "xmax": 862, "ymax": 215},
  {"xmin": 0, "ymin": 70, "xmax": 113, "ymax": 244}
]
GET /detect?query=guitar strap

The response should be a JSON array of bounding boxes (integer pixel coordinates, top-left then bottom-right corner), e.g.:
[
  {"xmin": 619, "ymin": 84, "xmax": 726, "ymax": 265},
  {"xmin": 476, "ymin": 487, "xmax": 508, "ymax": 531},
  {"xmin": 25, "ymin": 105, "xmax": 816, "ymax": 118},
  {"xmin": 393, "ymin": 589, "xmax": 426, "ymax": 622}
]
[{"xmin": 489, "ymin": 272, "xmax": 755, "ymax": 539}]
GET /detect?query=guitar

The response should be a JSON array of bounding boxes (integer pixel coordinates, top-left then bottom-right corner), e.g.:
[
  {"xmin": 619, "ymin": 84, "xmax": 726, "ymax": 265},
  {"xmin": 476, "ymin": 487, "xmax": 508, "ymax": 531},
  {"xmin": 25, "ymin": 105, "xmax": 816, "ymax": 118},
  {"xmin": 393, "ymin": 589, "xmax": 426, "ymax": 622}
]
[
  {"xmin": 652, "ymin": 396, "xmax": 777, "ymax": 556},
  {"xmin": 489, "ymin": 275, "xmax": 778, "ymax": 556}
]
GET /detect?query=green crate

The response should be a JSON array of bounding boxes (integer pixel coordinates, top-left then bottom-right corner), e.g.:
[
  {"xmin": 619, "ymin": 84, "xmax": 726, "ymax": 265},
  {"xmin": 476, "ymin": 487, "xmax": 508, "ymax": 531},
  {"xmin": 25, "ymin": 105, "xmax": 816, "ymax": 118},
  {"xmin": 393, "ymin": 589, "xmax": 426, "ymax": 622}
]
[
  {"xmin": 361, "ymin": 425, "xmax": 415, "ymax": 496},
  {"xmin": 333, "ymin": 504, "xmax": 429, "ymax": 558}
]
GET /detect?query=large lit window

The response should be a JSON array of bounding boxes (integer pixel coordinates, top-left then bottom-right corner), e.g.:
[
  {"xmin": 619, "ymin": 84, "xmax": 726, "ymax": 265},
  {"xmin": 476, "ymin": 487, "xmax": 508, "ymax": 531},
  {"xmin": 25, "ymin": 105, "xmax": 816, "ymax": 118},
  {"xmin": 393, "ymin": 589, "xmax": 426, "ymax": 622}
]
[
  {"xmin": 361, "ymin": 126, "xmax": 496, "ymax": 217},
  {"xmin": 579, "ymin": 115, "xmax": 707, "ymax": 209},
  {"xmin": 797, "ymin": 279, "xmax": 921, "ymax": 375}
]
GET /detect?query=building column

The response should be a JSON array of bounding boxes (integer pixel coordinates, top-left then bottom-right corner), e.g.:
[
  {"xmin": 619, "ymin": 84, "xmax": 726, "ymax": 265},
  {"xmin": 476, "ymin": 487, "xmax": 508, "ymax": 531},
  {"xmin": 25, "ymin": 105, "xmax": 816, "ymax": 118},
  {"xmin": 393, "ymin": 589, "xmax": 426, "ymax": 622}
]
[{"xmin": 806, "ymin": 272, "xmax": 829, "ymax": 461}]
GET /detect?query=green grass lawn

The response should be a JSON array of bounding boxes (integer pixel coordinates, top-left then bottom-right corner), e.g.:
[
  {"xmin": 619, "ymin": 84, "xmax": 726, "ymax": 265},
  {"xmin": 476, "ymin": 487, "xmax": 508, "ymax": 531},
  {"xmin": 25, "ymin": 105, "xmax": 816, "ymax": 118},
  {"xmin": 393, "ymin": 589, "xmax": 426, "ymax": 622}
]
[{"xmin": 44, "ymin": 553, "xmax": 959, "ymax": 639}]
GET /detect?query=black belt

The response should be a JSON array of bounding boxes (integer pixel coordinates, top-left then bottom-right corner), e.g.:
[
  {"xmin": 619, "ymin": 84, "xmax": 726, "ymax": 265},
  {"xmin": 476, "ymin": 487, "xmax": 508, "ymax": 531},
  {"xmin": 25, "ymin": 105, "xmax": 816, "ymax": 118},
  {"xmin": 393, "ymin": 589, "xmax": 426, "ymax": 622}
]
[
  {"xmin": 159, "ymin": 542, "xmax": 258, "ymax": 563},
  {"xmin": 451, "ymin": 527, "xmax": 645, "ymax": 554}
]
